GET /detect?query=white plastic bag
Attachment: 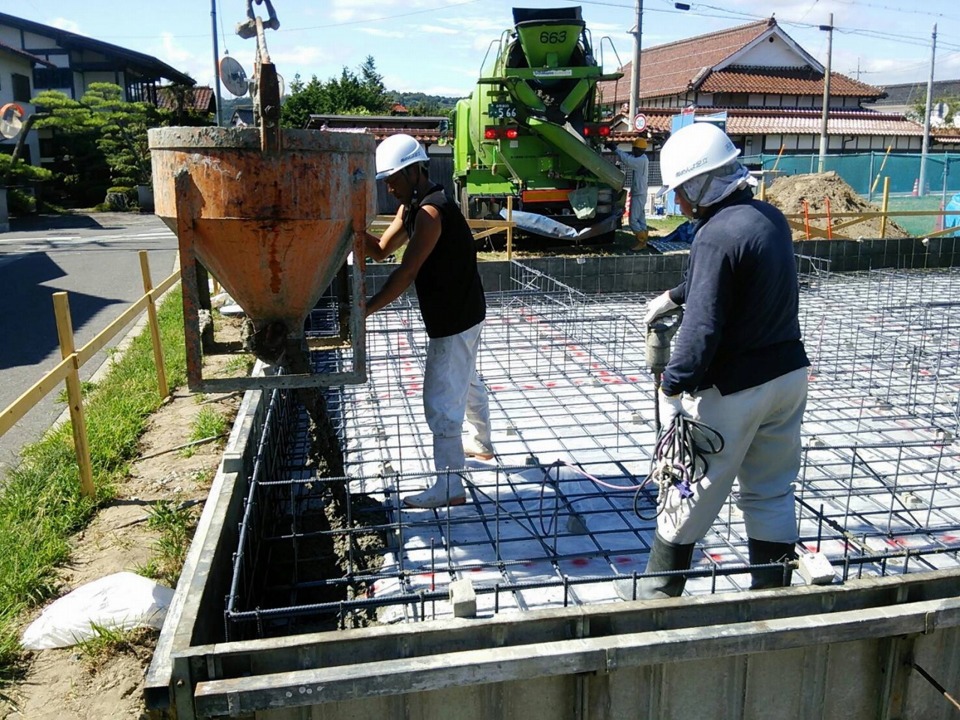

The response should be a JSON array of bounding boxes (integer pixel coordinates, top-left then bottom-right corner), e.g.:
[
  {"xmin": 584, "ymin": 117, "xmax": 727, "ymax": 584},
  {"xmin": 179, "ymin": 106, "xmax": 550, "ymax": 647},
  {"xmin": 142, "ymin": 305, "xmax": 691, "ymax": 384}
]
[{"xmin": 21, "ymin": 572, "xmax": 174, "ymax": 650}]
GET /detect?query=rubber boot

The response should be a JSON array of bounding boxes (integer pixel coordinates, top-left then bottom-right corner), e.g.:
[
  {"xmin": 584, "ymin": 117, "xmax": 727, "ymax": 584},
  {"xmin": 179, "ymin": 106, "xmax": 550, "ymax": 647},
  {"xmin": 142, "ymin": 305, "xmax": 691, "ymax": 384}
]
[
  {"xmin": 631, "ymin": 230, "xmax": 649, "ymax": 251},
  {"xmin": 747, "ymin": 538, "xmax": 797, "ymax": 590},
  {"xmin": 613, "ymin": 534, "xmax": 695, "ymax": 600}
]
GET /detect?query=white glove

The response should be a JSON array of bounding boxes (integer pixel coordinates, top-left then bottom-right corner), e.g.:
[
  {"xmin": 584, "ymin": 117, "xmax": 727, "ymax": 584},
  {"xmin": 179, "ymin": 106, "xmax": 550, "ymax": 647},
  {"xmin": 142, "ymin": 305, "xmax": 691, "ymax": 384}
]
[
  {"xmin": 658, "ymin": 389, "xmax": 685, "ymax": 430},
  {"xmin": 644, "ymin": 291, "xmax": 679, "ymax": 325}
]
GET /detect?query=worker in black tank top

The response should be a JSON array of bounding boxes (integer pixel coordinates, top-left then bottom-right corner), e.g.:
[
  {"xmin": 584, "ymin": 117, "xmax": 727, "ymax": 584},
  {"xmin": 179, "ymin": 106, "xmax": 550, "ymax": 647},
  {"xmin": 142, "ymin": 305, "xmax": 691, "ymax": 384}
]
[{"xmin": 365, "ymin": 134, "xmax": 493, "ymax": 509}]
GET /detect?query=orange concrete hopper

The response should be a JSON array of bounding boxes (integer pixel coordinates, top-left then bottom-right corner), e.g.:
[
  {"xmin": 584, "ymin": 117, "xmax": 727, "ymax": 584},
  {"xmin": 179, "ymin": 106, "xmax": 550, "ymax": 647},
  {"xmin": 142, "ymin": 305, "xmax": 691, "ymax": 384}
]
[{"xmin": 149, "ymin": 126, "xmax": 376, "ymax": 391}]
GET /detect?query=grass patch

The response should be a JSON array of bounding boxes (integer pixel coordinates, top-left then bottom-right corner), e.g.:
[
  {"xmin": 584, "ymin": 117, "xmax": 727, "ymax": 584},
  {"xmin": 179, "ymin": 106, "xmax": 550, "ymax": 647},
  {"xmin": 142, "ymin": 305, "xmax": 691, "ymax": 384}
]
[
  {"xmin": 54, "ymin": 381, "xmax": 97, "ymax": 404},
  {"xmin": 137, "ymin": 498, "xmax": 198, "ymax": 587},
  {"xmin": 179, "ymin": 407, "xmax": 228, "ymax": 458},
  {"xmin": 75, "ymin": 624, "xmax": 157, "ymax": 671},
  {"xmin": 223, "ymin": 353, "xmax": 254, "ymax": 376},
  {"xmin": 189, "ymin": 407, "xmax": 227, "ymax": 443},
  {"xmin": 0, "ymin": 290, "xmax": 186, "ymax": 686}
]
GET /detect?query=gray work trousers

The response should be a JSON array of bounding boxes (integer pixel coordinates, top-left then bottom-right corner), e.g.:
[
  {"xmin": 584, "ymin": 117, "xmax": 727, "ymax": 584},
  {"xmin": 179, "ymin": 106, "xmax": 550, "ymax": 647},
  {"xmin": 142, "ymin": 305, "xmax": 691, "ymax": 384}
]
[{"xmin": 657, "ymin": 367, "xmax": 808, "ymax": 545}]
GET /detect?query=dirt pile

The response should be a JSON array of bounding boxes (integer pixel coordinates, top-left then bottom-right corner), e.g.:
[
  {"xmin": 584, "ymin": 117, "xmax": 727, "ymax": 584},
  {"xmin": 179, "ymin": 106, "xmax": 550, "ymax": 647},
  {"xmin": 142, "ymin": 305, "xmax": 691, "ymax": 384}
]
[{"xmin": 764, "ymin": 171, "xmax": 910, "ymax": 240}]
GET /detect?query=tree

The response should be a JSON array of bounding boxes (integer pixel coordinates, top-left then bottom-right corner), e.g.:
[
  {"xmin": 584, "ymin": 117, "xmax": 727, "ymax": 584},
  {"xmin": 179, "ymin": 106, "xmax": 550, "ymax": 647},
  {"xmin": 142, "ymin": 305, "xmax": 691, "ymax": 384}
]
[
  {"xmin": 280, "ymin": 56, "xmax": 390, "ymax": 128},
  {"xmin": 0, "ymin": 154, "xmax": 54, "ymax": 214},
  {"xmin": 908, "ymin": 95, "xmax": 960, "ymax": 126},
  {"xmin": 32, "ymin": 83, "xmax": 171, "ymax": 207}
]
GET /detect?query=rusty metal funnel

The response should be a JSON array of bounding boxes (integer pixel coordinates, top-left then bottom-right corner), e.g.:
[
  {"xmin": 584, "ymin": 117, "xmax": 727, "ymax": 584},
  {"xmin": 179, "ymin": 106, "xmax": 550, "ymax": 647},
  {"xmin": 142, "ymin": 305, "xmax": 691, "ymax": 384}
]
[{"xmin": 149, "ymin": 126, "xmax": 375, "ymax": 390}]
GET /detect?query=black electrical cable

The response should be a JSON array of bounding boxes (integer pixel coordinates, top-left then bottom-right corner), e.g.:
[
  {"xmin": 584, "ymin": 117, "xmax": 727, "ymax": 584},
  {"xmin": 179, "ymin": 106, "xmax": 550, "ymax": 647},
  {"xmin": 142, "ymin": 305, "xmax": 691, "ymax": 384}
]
[{"xmin": 634, "ymin": 413, "xmax": 724, "ymax": 521}]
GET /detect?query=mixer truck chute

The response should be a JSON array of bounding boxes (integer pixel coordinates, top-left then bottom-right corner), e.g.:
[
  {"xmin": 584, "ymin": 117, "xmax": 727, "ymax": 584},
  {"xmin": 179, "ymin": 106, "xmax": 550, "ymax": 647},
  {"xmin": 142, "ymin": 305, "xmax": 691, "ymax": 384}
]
[{"xmin": 453, "ymin": 6, "xmax": 626, "ymax": 242}]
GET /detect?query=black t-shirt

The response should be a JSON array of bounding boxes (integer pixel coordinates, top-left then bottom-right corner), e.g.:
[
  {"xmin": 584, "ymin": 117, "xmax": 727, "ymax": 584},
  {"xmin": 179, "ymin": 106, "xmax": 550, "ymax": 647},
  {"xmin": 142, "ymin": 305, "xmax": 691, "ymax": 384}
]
[{"xmin": 404, "ymin": 185, "xmax": 486, "ymax": 338}]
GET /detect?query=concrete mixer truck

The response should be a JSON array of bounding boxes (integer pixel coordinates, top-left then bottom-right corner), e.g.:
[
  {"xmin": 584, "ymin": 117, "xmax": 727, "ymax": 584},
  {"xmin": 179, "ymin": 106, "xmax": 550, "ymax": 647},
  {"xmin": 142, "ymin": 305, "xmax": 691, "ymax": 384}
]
[{"xmin": 452, "ymin": 6, "xmax": 626, "ymax": 242}]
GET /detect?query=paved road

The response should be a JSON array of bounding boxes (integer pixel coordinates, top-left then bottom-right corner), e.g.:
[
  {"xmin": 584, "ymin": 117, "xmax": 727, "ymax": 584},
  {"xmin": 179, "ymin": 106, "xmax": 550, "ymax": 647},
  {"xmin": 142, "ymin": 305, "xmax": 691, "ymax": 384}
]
[{"xmin": 0, "ymin": 212, "xmax": 178, "ymax": 474}]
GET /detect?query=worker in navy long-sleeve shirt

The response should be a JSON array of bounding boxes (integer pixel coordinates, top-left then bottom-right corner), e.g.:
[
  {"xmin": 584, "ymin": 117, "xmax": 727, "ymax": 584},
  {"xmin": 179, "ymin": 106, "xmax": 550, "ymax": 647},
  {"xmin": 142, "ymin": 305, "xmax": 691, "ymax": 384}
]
[
  {"xmin": 617, "ymin": 122, "xmax": 809, "ymax": 602},
  {"xmin": 660, "ymin": 192, "xmax": 807, "ymax": 397}
]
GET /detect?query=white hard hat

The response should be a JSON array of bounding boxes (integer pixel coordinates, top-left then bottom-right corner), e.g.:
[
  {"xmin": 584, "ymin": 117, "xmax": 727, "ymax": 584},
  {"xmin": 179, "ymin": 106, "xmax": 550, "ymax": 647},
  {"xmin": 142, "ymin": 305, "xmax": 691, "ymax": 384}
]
[
  {"xmin": 375, "ymin": 133, "xmax": 429, "ymax": 180},
  {"xmin": 656, "ymin": 122, "xmax": 740, "ymax": 197}
]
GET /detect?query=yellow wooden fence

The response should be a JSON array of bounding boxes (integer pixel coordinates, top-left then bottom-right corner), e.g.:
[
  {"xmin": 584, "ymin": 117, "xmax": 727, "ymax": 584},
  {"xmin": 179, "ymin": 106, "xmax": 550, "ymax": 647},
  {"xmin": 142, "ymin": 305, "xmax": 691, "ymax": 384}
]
[
  {"xmin": 374, "ymin": 197, "xmax": 518, "ymax": 258},
  {"xmin": 0, "ymin": 251, "xmax": 178, "ymax": 497}
]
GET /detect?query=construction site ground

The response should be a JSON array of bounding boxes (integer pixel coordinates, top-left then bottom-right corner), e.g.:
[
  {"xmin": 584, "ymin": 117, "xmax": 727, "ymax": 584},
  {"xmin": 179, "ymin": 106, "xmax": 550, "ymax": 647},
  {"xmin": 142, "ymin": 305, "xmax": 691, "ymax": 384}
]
[
  {"xmin": 1, "ymin": 323, "xmax": 246, "ymax": 720},
  {"xmin": 1, "ymin": 175, "xmax": 956, "ymax": 718}
]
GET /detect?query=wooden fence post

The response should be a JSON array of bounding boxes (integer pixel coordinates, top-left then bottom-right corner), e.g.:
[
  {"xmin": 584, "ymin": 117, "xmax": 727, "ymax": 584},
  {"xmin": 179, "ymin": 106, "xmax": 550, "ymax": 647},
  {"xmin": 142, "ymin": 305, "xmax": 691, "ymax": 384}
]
[
  {"xmin": 139, "ymin": 250, "xmax": 169, "ymax": 399},
  {"xmin": 825, "ymin": 197, "xmax": 833, "ymax": 240},
  {"xmin": 52, "ymin": 292, "xmax": 96, "ymax": 498},
  {"xmin": 506, "ymin": 195, "xmax": 514, "ymax": 261},
  {"xmin": 881, "ymin": 177, "xmax": 890, "ymax": 238}
]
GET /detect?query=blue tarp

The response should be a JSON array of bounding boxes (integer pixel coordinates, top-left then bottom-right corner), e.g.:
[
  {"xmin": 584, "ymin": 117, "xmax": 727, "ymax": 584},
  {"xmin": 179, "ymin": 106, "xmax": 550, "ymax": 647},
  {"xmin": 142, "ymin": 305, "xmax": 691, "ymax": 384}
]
[
  {"xmin": 663, "ymin": 221, "xmax": 695, "ymax": 244},
  {"xmin": 946, "ymin": 192, "xmax": 960, "ymax": 236}
]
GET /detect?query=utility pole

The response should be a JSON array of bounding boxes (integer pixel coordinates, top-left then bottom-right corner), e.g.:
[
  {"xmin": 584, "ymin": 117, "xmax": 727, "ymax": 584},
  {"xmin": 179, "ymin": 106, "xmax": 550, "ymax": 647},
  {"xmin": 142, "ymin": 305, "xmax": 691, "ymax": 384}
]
[
  {"xmin": 628, "ymin": 0, "xmax": 643, "ymax": 122},
  {"xmin": 918, "ymin": 23, "xmax": 937, "ymax": 198},
  {"xmin": 818, "ymin": 13, "xmax": 833, "ymax": 174},
  {"xmin": 212, "ymin": 0, "xmax": 223, "ymax": 127}
]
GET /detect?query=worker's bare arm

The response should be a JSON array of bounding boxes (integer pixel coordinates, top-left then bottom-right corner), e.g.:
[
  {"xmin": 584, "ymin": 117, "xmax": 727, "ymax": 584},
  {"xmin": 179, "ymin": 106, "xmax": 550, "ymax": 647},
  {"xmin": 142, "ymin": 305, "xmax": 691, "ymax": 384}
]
[
  {"xmin": 366, "ymin": 205, "xmax": 441, "ymax": 316},
  {"xmin": 365, "ymin": 207, "xmax": 408, "ymax": 262}
]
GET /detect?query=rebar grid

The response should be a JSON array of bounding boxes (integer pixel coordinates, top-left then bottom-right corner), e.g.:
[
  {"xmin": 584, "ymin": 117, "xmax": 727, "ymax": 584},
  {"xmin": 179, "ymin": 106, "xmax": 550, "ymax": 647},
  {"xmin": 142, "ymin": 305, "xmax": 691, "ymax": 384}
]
[{"xmin": 225, "ymin": 263, "xmax": 960, "ymax": 636}]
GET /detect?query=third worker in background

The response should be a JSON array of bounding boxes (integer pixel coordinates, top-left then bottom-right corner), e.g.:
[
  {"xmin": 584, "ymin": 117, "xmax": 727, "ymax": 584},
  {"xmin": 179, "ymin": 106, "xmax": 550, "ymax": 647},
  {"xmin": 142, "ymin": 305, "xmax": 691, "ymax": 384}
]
[
  {"xmin": 620, "ymin": 122, "xmax": 809, "ymax": 600},
  {"xmin": 609, "ymin": 137, "xmax": 650, "ymax": 251},
  {"xmin": 365, "ymin": 134, "xmax": 494, "ymax": 510}
]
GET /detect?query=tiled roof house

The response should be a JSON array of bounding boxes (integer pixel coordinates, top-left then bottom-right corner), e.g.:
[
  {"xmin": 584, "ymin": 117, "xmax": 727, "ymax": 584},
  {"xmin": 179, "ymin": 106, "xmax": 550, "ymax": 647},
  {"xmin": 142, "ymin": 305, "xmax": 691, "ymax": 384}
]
[
  {"xmin": 598, "ymin": 17, "xmax": 960, "ymax": 154},
  {"xmin": 0, "ymin": 11, "xmax": 195, "ymax": 169},
  {"xmin": 157, "ymin": 85, "xmax": 216, "ymax": 116}
]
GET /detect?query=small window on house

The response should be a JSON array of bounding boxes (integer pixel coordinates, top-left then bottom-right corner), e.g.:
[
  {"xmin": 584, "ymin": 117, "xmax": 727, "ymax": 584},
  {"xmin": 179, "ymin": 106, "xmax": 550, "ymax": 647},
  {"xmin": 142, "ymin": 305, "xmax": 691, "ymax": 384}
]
[
  {"xmin": 33, "ymin": 67, "xmax": 73, "ymax": 90},
  {"xmin": 12, "ymin": 73, "xmax": 31, "ymax": 102}
]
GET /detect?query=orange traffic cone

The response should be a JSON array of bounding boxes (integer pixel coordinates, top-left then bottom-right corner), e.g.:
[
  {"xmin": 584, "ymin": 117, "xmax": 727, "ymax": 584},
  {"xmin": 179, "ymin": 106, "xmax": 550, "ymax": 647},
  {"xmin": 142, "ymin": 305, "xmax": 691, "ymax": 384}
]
[{"xmin": 912, "ymin": 178, "xmax": 919, "ymax": 196}]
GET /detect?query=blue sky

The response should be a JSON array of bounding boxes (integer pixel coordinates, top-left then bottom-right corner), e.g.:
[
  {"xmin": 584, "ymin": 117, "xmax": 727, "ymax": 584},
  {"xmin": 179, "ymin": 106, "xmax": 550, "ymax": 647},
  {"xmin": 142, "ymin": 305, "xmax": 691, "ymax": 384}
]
[{"xmin": 15, "ymin": 1, "xmax": 960, "ymax": 98}]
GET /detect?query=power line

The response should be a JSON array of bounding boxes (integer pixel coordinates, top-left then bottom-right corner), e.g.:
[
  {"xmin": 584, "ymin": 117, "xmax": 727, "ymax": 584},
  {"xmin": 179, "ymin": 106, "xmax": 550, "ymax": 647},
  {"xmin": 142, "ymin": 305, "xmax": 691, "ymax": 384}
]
[{"xmin": 829, "ymin": 0, "xmax": 960, "ymax": 25}]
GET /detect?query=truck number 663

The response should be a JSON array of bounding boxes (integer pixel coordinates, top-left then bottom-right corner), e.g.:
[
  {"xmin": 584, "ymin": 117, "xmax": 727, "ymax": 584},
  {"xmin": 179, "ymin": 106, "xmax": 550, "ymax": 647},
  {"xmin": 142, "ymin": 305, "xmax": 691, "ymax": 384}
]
[{"xmin": 539, "ymin": 31, "xmax": 567, "ymax": 43}]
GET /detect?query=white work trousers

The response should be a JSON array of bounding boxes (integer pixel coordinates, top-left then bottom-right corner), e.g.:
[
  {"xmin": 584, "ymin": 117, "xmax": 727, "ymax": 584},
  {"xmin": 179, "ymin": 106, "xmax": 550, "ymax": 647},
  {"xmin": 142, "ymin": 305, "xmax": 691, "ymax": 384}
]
[
  {"xmin": 657, "ymin": 367, "xmax": 808, "ymax": 545},
  {"xmin": 423, "ymin": 322, "xmax": 491, "ymax": 476},
  {"xmin": 628, "ymin": 183, "xmax": 647, "ymax": 232}
]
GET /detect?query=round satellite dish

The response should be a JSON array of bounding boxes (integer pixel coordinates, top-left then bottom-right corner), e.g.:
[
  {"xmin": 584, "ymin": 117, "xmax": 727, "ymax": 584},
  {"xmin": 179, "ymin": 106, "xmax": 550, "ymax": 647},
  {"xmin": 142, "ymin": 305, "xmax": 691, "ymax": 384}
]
[
  {"xmin": 219, "ymin": 55, "xmax": 249, "ymax": 97},
  {"xmin": 0, "ymin": 103, "xmax": 24, "ymax": 140}
]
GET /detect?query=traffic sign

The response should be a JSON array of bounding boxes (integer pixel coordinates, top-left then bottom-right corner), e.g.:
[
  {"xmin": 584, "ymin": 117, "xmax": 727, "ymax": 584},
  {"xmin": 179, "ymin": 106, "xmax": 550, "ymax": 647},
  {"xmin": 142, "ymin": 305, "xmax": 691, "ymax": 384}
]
[{"xmin": 633, "ymin": 113, "xmax": 647, "ymax": 132}]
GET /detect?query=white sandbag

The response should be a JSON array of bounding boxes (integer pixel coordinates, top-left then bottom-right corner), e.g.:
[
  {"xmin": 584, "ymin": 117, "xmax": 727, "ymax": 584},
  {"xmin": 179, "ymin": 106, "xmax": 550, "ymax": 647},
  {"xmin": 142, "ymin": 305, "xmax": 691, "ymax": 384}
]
[
  {"xmin": 219, "ymin": 303, "xmax": 245, "ymax": 317},
  {"xmin": 21, "ymin": 572, "xmax": 174, "ymax": 650}
]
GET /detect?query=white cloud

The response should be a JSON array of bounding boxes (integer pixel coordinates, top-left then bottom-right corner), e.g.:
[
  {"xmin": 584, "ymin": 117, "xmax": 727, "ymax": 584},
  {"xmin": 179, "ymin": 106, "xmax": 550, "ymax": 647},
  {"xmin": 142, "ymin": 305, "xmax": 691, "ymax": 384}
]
[
  {"xmin": 417, "ymin": 24, "xmax": 459, "ymax": 36},
  {"xmin": 272, "ymin": 46, "xmax": 331, "ymax": 66},
  {"xmin": 49, "ymin": 17, "xmax": 84, "ymax": 35},
  {"xmin": 328, "ymin": 0, "xmax": 404, "ymax": 23},
  {"xmin": 358, "ymin": 28, "xmax": 405, "ymax": 38},
  {"xmin": 158, "ymin": 32, "xmax": 193, "ymax": 64}
]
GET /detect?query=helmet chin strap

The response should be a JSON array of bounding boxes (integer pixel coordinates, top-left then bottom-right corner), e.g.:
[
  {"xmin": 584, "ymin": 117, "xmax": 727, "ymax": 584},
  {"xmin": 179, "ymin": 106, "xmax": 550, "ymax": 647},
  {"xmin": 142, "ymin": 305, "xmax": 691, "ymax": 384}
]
[
  {"xmin": 410, "ymin": 164, "xmax": 435, "ymax": 206},
  {"xmin": 684, "ymin": 172, "xmax": 713, "ymax": 212},
  {"xmin": 407, "ymin": 165, "xmax": 419, "ymax": 202},
  {"xmin": 679, "ymin": 171, "xmax": 717, "ymax": 215}
]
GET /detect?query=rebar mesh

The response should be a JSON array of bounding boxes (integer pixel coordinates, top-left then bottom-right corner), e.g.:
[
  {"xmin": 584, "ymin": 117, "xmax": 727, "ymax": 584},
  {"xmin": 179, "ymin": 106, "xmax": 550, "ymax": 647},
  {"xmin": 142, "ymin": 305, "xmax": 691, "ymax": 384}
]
[{"xmin": 224, "ymin": 262, "xmax": 960, "ymax": 638}]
